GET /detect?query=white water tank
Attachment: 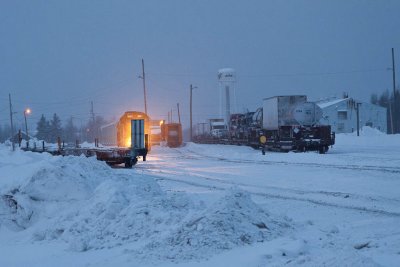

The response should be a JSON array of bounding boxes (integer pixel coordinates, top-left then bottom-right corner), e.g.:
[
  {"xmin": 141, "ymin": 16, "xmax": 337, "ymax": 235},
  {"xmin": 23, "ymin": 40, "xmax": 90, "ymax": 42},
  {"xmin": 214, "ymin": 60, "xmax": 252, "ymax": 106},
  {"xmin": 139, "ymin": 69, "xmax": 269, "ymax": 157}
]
[
  {"xmin": 218, "ymin": 68, "xmax": 236, "ymax": 82},
  {"xmin": 217, "ymin": 68, "xmax": 237, "ymax": 126}
]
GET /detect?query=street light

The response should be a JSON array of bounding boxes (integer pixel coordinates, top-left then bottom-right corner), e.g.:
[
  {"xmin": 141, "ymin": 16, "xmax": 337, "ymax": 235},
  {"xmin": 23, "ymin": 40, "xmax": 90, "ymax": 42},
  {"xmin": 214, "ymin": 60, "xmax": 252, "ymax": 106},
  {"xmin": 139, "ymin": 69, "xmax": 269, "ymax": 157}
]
[
  {"xmin": 24, "ymin": 108, "xmax": 31, "ymax": 144},
  {"xmin": 190, "ymin": 84, "xmax": 198, "ymax": 142}
]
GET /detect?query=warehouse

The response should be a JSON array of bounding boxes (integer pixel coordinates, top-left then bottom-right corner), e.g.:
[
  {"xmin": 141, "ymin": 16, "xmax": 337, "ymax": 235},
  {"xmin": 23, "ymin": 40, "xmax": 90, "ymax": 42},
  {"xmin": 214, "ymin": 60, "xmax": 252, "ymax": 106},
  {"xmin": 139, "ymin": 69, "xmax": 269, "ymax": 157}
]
[{"xmin": 317, "ymin": 97, "xmax": 387, "ymax": 134}]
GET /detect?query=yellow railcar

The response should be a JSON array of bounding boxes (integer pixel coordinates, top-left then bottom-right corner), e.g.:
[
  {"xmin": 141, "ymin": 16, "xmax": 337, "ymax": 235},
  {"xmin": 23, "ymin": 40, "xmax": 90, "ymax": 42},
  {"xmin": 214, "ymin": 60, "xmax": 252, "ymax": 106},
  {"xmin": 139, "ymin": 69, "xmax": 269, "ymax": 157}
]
[{"xmin": 116, "ymin": 111, "xmax": 151, "ymax": 150}]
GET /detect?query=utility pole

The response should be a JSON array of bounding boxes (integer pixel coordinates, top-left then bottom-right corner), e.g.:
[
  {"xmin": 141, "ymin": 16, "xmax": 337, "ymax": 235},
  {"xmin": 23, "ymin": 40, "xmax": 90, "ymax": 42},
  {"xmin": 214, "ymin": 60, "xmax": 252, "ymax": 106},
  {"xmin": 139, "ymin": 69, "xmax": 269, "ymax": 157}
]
[
  {"xmin": 389, "ymin": 102, "xmax": 394, "ymax": 134},
  {"xmin": 392, "ymin": 48, "xmax": 397, "ymax": 133},
  {"xmin": 90, "ymin": 101, "xmax": 96, "ymax": 140},
  {"xmin": 190, "ymin": 84, "xmax": 193, "ymax": 141},
  {"xmin": 8, "ymin": 93, "xmax": 15, "ymax": 151},
  {"xmin": 141, "ymin": 59, "xmax": 148, "ymax": 114},
  {"xmin": 356, "ymin": 102, "xmax": 361, "ymax": 136},
  {"xmin": 177, "ymin": 103, "xmax": 181, "ymax": 124}
]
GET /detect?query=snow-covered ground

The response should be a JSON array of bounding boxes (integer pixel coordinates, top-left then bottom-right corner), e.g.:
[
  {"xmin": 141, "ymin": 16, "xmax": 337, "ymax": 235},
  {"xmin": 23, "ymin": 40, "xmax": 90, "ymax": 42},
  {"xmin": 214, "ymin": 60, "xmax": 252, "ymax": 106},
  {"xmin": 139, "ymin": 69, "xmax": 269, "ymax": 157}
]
[{"xmin": 1, "ymin": 127, "xmax": 400, "ymax": 266}]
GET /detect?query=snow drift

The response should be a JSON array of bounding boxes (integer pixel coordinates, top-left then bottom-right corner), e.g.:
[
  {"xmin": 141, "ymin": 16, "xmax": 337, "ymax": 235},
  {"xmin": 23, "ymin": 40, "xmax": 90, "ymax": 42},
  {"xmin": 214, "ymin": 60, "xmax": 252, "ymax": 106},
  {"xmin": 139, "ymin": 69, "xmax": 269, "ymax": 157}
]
[
  {"xmin": 0, "ymin": 146, "xmax": 289, "ymax": 263},
  {"xmin": 137, "ymin": 189, "xmax": 291, "ymax": 262}
]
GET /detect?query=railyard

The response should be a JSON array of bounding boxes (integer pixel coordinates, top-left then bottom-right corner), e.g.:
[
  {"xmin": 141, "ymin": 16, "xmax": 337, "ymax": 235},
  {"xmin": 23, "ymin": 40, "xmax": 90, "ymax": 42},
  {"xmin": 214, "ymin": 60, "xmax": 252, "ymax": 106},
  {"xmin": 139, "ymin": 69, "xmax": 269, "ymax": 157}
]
[{"xmin": 1, "ymin": 129, "xmax": 400, "ymax": 266}]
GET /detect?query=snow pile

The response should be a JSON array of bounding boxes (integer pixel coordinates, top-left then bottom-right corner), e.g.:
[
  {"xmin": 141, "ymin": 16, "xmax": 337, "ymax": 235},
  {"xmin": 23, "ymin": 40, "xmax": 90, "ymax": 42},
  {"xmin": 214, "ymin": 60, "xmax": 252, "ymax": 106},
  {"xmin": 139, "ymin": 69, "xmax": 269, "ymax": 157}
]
[
  {"xmin": 136, "ymin": 189, "xmax": 290, "ymax": 262},
  {"xmin": 343, "ymin": 126, "xmax": 385, "ymax": 137},
  {"xmin": 20, "ymin": 155, "xmax": 110, "ymax": 202},
  {"xmin": 0, "ymin": 147, "xmax": 289, "ymax": 262},
  {"xmin": 39, "ymin": 177, "xmax": 194, "ymax": 252},
  {"xmin": 0, "ymin": 153, "xmax": 111, "ymax": 230}
]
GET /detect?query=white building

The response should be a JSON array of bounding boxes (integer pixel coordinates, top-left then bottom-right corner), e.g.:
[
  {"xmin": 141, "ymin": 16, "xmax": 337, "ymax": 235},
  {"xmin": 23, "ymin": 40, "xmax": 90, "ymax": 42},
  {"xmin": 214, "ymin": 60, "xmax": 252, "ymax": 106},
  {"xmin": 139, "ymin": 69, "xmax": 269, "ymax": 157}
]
[{"xmin": 317, "ymin": 97, "xmax": 387, "ymax": 134}]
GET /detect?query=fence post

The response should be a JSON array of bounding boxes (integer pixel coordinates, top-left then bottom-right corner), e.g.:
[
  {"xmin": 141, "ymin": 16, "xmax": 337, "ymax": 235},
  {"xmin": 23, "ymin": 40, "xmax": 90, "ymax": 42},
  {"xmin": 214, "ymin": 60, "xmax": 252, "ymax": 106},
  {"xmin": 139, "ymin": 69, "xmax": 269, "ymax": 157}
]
[
  {"xmin": 18, "ymin": 130, "xmax": 22, "ymax": 147},
  {"xmin": 57, "ymin": 137, "xmax": 61, "ymax": 152}
]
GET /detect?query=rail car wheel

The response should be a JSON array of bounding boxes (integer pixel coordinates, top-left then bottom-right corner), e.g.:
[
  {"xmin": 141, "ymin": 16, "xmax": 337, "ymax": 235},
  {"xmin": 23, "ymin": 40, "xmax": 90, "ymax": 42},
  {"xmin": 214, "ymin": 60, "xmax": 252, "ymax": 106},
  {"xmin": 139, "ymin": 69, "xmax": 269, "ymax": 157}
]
[
  {"xmin": 125, "ymin": 157, "xmax": 138, "ymax": 168},
  {"xmin": 296, "ymin": 146, "xmax": 306, "ymax": 153},
  {"xmin": 124, "ymin": 159, "xmax": 132, "ymax": 168}
]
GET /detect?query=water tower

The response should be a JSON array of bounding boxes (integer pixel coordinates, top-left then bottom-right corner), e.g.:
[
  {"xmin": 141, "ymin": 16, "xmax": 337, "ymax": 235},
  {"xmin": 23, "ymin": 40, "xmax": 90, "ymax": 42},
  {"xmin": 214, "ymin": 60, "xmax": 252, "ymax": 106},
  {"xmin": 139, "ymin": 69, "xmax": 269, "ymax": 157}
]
[{"xmin": 217, "ymin": 68, "xmax": 237, "ymax": 127}]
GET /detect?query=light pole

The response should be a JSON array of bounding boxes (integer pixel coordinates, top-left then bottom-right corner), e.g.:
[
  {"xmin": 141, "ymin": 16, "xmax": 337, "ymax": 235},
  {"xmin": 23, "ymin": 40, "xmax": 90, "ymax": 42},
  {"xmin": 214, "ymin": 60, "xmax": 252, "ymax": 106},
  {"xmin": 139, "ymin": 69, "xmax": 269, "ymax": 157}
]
[
  {"xmin": 190, "ymin": 84, "xmax": 197, "ymax": 142},
  {"xmin": 24, "ymin": 108, "xmax": 31, "ymax": 144}
]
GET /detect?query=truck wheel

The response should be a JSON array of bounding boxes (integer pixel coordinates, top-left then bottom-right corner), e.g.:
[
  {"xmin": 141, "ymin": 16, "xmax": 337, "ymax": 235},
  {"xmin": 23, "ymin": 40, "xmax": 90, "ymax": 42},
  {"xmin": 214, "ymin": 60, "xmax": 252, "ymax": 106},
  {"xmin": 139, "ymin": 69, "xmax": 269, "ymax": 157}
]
[{"xmin": 319, "ymin": 146, "xmax": 326, "ymax": 154}]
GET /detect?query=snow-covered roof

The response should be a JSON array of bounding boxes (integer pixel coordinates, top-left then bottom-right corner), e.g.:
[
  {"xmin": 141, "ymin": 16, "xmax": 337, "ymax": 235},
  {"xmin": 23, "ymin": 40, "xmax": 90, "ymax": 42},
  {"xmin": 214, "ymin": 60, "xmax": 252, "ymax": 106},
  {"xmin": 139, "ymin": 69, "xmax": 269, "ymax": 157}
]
[
  {"xmin": 100, "ymin": 121, "xmax": 118, "ymax": 130},
  {"xmin": 317, "ymin": 98, "xmax": 349, "ymax": 109}
]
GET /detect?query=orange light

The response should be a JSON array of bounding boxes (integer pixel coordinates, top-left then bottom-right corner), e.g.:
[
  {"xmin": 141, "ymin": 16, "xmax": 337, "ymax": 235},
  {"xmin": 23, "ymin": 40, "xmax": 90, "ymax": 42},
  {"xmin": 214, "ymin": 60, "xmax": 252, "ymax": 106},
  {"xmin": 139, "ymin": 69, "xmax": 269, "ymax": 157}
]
[
  {"xmin": 159, "ymin": 120, "xmax": 164, "ymax": 126},
  {"xmin": 125, "ymin": 138, "xmax": 131, "ymax": 147}
]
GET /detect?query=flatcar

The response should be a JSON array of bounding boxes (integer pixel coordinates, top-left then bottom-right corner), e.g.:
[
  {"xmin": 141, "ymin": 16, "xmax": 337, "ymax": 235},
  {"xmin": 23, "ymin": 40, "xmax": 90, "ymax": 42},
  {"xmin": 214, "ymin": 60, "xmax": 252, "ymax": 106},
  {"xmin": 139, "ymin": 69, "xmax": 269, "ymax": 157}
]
[{"xmin": 193, "ymin": 95, "xmax": 335, "ymax": 154}]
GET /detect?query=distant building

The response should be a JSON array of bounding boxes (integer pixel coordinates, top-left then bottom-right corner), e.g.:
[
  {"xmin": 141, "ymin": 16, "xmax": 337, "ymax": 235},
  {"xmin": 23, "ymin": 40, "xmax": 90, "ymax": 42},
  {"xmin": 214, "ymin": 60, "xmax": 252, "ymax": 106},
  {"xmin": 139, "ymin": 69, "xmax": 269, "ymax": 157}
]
[{"xmin": 317, "ymin": 97, "xmax": 387, "ymax": 134}]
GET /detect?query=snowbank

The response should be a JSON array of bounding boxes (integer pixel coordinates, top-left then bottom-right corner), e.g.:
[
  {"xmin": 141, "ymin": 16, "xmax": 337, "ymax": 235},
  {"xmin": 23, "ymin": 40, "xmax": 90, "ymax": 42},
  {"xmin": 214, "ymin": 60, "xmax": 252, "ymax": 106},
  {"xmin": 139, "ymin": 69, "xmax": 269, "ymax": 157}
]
[
  {"xmin": 137, "ymin": 189, "xmax": 290, "ymax": 262},
  {"xmin": 0, "ymin": 145, "xmax": 289, "ymax": 263}
]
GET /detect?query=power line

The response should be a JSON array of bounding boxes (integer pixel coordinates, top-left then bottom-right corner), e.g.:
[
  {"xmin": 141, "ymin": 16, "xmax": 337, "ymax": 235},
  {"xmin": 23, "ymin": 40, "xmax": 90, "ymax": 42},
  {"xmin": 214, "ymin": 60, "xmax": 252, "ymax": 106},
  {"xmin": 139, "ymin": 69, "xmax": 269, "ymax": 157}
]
[{"xmin": 147, "ymin": 68, "xmax": 388, "ymax": 78}]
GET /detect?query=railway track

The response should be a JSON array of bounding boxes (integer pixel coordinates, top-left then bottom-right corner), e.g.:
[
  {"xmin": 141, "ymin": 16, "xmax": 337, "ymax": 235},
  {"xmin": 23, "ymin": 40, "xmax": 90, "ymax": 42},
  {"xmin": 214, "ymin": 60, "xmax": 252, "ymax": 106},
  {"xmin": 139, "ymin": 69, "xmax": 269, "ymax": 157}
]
[
  {"xmin": 139, "ymin": 170, "xmax": 400, "ymax": 218},
  {"xmin": 133, "ymin": 148, "xmax": 400, "ymax": 218},
  {"xmin": 173, "ymin": 148, "xmax": 400, "ymax": 174}
]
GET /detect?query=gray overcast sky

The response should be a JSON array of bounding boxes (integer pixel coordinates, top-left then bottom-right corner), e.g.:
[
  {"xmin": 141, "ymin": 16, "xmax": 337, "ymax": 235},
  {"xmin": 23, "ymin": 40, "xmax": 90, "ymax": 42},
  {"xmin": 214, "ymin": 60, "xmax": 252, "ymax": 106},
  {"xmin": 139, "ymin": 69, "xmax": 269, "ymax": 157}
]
[{"xmin": 1, "ymin": 0, "xmax": 399, "ymax": 130}]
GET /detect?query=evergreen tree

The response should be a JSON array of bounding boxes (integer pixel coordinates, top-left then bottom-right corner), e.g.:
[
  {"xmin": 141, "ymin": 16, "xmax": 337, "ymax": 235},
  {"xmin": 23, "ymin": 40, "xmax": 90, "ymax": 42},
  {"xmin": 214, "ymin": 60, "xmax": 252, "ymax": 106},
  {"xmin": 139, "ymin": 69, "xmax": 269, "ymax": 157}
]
[
  {"xmin": 49, "ymin": 113, "xmax": 62, "ymax": 143},
  {"xmin": 63, "ymin": 117, "xmax": 78, "ymax": 143},
  {"xmin": 85, "ymin": 115, "xmax": 106, "ymax": 142},
  {"xmin": 370, "ymin": 94, "xmax": 378, "ymax": 105},
  {"xmin": 0, "ymin": 124, "xmax": 13, "ymax": 143},
  {"xmin": 371, "ymin": 88, "xmax": 400, "ymax": 134},
  {"xmin": 0, "ymin": 125, "xmax": 4, "ymax": 142},
  {"xmin": 35, "ymin": 114, "xmax": 49, "ymax": 141}
]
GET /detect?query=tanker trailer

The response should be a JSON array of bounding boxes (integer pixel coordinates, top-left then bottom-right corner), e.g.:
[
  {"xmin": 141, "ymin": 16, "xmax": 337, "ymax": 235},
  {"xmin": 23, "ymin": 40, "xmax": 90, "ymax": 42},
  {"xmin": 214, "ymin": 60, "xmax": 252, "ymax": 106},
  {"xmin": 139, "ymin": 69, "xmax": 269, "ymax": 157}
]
[{"xmin": 261, "ymin": 95, "xmax": 335, "ymax": 153}]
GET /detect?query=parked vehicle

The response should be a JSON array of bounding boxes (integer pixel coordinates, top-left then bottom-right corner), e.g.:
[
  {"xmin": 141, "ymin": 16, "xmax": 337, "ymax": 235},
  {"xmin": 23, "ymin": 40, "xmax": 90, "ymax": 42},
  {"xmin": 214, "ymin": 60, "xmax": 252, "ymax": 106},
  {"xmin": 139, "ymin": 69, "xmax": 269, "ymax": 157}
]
[{"xmin": 209, "ymin": 119, "xmax": 228, "ymax": 138}]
